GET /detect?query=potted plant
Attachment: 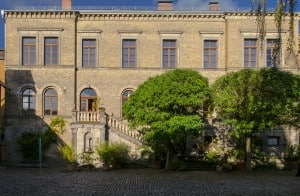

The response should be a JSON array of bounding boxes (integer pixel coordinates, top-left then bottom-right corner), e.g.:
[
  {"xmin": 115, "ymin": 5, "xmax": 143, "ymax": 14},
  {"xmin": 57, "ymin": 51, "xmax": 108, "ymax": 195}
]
[
  {"xmin": 57, "ymin": 144, "xmax": 77, "ymax": 171},
  {"xmin": 79, "ymin": 151, "xmax": 95, "ymax": 171}
]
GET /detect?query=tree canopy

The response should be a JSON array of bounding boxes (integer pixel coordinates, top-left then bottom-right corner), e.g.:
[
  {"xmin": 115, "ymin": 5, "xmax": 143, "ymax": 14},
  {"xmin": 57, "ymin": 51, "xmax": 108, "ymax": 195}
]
[
  {"xmin": 211, "ymin": 68, "xmax": 300, "ymax": 170},
  {"xmin": 123, "ymin": 69, "xmax": 210, "ymax": 169}
]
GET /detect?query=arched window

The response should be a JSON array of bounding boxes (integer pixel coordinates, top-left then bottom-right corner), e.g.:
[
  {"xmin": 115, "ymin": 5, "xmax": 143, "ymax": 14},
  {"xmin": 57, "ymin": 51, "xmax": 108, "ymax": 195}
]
[
  {"xmin": 44, "ymin": 88, "xmax": 58, "ymax": 115},
  {"xmin": 122, "ymin": 89, "xmax": 133, "ymax": 106},
  {"xmin": 80, "ymin": 88, "xmax": 97, "ymax": 112},
  {"xmin": 22, "ymin": 88, "xmax": 36, "ymax": 115}
]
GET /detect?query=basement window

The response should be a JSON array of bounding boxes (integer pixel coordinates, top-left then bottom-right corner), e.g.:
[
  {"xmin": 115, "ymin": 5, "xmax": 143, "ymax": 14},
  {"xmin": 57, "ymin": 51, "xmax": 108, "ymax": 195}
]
[{"xmin": 267, "ymin": 136, "xmax": 280, "ymax": 146}]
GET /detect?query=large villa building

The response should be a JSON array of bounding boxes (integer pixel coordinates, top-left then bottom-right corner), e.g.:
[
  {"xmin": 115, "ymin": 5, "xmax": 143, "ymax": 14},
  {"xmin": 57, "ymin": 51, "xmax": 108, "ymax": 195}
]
[{"xmin": 1, "ymin": 0, "xmax": 299, "ymax": 164}]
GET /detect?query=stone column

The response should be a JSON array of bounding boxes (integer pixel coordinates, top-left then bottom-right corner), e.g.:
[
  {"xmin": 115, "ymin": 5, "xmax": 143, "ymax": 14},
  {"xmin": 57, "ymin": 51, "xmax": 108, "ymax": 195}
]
[{"xmin": 71, "ymin": 127, "xmax": 77, "ymax": 157}]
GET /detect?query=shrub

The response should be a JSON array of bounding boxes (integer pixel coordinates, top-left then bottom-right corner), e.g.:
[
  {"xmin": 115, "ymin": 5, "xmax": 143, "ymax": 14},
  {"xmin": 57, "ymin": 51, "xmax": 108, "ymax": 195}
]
[
  {"xmin": 284, "ymin": 145, "xmax": 300, "ymax": 162},
  {"xmin": 57, "ymin": 144, "xmax": 76, "ymax": 163},
  {"xmin": 96, "ymin": 142, "xmax": 130, "ymax": 168},
  {"xmin": 19, "ymin": 129, "xmax": 56, "ymax": 161}
]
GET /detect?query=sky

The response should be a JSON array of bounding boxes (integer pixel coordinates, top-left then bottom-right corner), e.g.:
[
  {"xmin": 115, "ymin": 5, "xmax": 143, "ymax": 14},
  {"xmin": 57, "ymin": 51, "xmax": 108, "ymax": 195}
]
[{"xmin": 0, "ymin": 0, "xmax": 288, "ymax": 49}]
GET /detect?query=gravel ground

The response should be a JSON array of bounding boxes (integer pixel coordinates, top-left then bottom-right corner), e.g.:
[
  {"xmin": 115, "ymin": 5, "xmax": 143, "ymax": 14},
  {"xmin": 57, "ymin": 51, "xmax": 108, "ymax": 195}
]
[{"xmin": 0, "ymin": 167, "xmax": 299, "ymax": 196}]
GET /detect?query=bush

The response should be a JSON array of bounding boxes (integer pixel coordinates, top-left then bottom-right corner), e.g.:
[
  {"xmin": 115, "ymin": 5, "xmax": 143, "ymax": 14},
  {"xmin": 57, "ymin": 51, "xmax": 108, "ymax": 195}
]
[
  {"xmin": 284, "ymin": 145, "xmax": 300, "ymax": 162},
  {"xmin": 57, "ymin": 144, "xmax": 76, "ymax": 163},
  {"xmin": 19, "ymin": 129, "xmax": 56, "ymax": 161},
  {"xmin": 96, "ymin": 142, "xmax": 130, "ymax": 168}
]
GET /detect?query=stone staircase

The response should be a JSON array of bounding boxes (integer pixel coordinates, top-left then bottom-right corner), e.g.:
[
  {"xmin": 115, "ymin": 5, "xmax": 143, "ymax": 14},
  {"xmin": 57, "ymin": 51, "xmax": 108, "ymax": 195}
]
[{"xmin": 106, "ymin": 115, "xmax": 143, "ymax": 147}]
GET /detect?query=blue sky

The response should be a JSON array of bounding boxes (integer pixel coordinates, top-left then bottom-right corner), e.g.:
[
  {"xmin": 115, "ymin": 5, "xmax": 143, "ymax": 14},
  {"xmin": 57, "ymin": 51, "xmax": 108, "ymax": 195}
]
[{"xmin": 0, "ymin": 0, "xmax": 287, "ymax": 49}]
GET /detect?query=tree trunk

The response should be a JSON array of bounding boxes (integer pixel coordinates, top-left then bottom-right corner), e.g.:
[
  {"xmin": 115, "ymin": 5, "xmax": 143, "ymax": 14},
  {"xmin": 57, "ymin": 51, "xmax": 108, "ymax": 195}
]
[
  {"xmin": 164, "ymin": 149, "xmax": 171, "ymax": 170},
  {"xmin": 245, "ymin": 136, "xmax": 252, "ymax": 171}
]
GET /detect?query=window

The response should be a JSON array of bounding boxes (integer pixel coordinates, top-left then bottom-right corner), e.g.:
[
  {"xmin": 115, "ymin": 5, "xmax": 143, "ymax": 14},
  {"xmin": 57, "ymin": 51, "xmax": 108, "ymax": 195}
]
[
  {"xmin": 82, "ymin": 39, "xmax": 96, "ymax": 67},
  {"xmin": 22, "ymin": 88, "xmax": 36, "ymax": 115},
  {"xmin": 267, "ymin": 136, "xmax": 280, "ymax": 146},
  {"xmin": 80, "ymin": 88, "xmax": 97, "ymax": 112},
  {"xmin": 163, "ymin": 40, "xmax": 176, "ymax": 68},
  {"xmin": 22, "ymin": 37, "xmax": 36, "ymax": 65},
  {"xmin": 244, "ymin": 39, "xmax": 257, "ymax": 67},
  {"xmin": 122, "ymin": 89, "xmax": 133, "ymax": 106},
  {"xmin": 122, "ymin": 39, "xmax": 136, "ymax": 68},
  {"xmin": 44, "ymin": 37, "xmax": 58, "ymax": 65},
  {"xmin": 44, "ymin": 88, "xmax": 58, "ymax": 116},
  {"xmin": 266, "ymin": 39, "xmax": 279, "ymax": 67},
  {"xmin": 204, "ymin": 40, "xmax": 217, "ymax": 68}
]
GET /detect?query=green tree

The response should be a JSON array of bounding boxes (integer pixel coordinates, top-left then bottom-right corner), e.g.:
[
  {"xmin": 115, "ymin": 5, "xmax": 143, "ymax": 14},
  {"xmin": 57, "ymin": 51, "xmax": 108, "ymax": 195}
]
[
  {"xmin": 123, "ymin": 69, "xmax": 210, "ymax": 169},
  {"xmin": 211, "ymin": 68, "xmax": 300, "ymax": 171}
]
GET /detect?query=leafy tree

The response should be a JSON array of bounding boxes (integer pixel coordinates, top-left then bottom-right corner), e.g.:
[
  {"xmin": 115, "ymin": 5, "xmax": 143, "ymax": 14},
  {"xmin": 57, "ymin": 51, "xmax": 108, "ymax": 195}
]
[
  {"xmin": 123, "ymin": 69, "xmax": 210, "ymax": 169},
  {"xmin": 211, "ymin": 68, "xmax": 300, "ymax": 171}
]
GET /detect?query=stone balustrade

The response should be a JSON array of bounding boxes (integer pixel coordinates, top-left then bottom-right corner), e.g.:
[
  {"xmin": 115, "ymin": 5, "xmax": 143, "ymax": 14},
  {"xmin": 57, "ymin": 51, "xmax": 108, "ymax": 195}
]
[
  {"xmin": 72, "ymin": 110, "xmax": 143, "ymax": 143},
  {"xmin": 73, "ymin": 111, "xmax": 101, "ymax": 122},
  {"xmin": 108, "ymin": 115, "xmax": 143, "ymax": 143}
]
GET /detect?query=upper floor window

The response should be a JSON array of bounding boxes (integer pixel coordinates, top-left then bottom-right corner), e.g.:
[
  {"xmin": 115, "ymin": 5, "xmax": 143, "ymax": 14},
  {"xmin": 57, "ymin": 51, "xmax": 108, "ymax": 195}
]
[
  {"xmin": 163, "ymin": 40, "xmax": 176, "ymax": 68},
  {"xmin": 22, "ymin": 88, "xmax": 36, "ymax": 115},
  {"xmin": 22, "ymin": 37, "xmax": 36, "ymax": 65},
  {"xmin": 122, "ymin": 39, "xmax": 136, "ymax": 68},
  {"xmin": 44, "ymin": 88, "xmax": 58, "ymax": 116},
  {"xmin": 82, "ymin": 39, "xmax": 96, "ymax": 68},
  {"xmin": 244, "ymin": 39, "xmax": 257, "ymax": 67},
  {"xmin": 204, "ymin": 40, "xmax": 218, "ymax": 68},
  {"xmin": 44, "ymin": 37, "xmax": 58, "ymax": 65},
  {"xmin": 266, "ymin": 39, "xmax": 279, "ymax": 67},
  {"xmin": 80, "ymin": 88, "xmax": 97, "ymax": 112}
]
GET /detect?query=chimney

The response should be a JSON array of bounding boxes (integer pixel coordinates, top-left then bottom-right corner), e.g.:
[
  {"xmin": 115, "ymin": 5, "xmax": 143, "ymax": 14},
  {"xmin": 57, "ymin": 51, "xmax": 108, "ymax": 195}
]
[
  {"xmin": 62, "ymin": 0, "xmax": 72, "ymax": 10},
  {"xmin": 157, "ymin": 0, "xmax": 173, "ymax": 11},
  {"xmin": 0, "ymin": 50, "xmax": 4, "ymax": 60},
  {"xmin": 209, "ymin": 2, "xmax": 219, "ymax": 11}
]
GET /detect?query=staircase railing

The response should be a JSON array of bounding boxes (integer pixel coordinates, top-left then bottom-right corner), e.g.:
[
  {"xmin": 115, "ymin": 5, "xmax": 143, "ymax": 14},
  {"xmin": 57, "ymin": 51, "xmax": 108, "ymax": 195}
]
[{"xmin": 107, "ymin": 115, "xmax": 143, "ymax": 143}]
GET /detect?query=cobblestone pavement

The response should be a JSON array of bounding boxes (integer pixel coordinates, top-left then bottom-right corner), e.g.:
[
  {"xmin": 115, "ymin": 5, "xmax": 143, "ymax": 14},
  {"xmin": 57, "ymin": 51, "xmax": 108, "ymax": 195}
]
[{"xmin": 0, "ymin": 167, "xmax": 299, "ymax": 196}]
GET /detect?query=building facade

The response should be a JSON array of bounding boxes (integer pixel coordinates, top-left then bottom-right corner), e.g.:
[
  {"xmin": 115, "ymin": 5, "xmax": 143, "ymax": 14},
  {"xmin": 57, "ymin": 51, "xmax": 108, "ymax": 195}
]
[{"xmin": 3, "ymin": 0, "xmax": 300, "ymax": 164}]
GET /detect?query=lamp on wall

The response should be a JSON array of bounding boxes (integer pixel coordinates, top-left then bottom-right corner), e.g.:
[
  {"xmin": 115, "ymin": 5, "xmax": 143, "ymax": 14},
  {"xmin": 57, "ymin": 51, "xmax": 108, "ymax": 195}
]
[{"xmin": 63, "ymin": 86, "xmax": 67, "ymax": 94}]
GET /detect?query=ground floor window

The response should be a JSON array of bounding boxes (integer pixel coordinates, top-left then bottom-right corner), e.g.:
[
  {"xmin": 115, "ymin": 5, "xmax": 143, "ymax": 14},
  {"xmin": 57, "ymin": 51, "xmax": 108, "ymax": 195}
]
[{"xmin": 267, "ymin": 136, "xmax": 280, "ymax": 146}]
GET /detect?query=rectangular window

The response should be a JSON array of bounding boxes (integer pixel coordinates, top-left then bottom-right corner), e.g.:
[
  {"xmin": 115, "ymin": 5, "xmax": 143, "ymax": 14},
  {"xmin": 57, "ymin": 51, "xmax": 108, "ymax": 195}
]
[
  {"xmin": 204, "ymin": 40, "xmax": 217, "ymax": 68},
  {"xmin": 82, "ymin": 39, "xmax": 96, "ymax": 67},
  {"xmin": 267, "ymin": 136, "xmax": 280, "ymax": 146},
  {"xmin": 122, "ymin": 39, "xmax": 136, "ymax": 68},
  {"xmin": 22, "ymin": 37, "xmax": 36, "ymax": 65},
  {"xmin": 163, "ymin": 40, "xmax": 176, "ymax": 68},
  {"xmin": 266, "ymin": 39, "xmax": 279, "ymax": 67},
  {"xmin": 244, "ymin": 39, "xmax": 257, "ymax": 67},
  {"xmin": 44, "ymin": 37, "xmax": 58, "ymax": 65}
]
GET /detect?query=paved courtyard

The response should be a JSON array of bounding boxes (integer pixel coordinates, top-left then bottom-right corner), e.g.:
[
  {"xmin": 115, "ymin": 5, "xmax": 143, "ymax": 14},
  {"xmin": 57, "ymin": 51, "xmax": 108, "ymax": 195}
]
[{"xmin": 0, "ymin": 167, "xmax": 299, "ymax": 196}]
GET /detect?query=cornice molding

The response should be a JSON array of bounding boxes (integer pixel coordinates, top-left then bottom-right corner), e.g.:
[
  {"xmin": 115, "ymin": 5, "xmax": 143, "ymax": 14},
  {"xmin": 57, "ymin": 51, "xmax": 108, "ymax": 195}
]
[
  {"xmin": 118, "ymin": 30, "xmax": 142, "ymax": 34},
  {"xmin": 78, "ymin": 12, "xmax": 225, "ymax": 21},
  {"xmin": 199, "ymin": 31, "xmax": 224, "ymax": 34},
  {"xmin": 4, "ymin": 11, "xmax": 78, "ymax": 19},
  {"xmin": 17, "ymin": 27, "xmax": 64, "ymax": 31},
  {"xmin": 239, "ymin": 29, "xmax": 287, "ymax": 34},
  {"xmin": 78, "ymin": 30, "xmax": 102, "ymax": 33}
]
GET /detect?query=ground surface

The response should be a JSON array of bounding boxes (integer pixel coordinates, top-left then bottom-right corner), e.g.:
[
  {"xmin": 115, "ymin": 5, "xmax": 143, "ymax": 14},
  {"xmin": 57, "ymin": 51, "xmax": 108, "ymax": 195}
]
[{"xmin": 0, "ymin": 167, "xmax": 299, "ymax": 195}]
